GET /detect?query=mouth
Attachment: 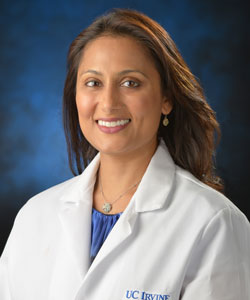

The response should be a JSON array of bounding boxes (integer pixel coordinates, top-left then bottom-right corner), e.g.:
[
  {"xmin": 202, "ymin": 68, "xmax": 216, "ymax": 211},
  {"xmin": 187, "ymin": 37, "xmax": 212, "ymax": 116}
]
[
  {"xmin": 96, "ymin": 118, "xmax": 131, "ymax": 128},
  {"xmin": 96, "ymin": 118, "xmax": 131, "ymax": 133}
]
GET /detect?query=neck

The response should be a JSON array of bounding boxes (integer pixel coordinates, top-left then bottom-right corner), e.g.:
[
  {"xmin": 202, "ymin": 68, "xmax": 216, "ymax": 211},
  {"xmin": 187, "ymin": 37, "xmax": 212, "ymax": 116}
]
[{"xmin": 97, "ymin": 139, "xmax": 158, "ymax": 199}]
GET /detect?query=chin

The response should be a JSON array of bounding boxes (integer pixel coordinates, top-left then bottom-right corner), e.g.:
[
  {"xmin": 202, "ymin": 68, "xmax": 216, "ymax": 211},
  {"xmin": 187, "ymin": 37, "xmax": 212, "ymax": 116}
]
[
  {"xmin": 94, "ymin": 141, "xmax": 132, "ymax": 156},
  {"xmin": 98, "ymin": 146, "xmax": 128, "ymax": 156}
]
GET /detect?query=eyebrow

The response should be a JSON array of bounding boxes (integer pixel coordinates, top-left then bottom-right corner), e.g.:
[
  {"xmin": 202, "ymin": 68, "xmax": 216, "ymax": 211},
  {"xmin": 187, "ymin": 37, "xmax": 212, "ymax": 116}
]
[{"xmin": 80, "ymin": 69, "xmax": 148, "ymax": 79}]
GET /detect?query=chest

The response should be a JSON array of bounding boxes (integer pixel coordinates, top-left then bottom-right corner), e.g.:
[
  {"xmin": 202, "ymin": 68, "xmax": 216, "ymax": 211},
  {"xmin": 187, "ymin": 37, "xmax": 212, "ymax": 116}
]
[
  {"xmin": 76, "ymin": 213, "xmax": 201, "ymax": 300},
  {"xmin": 9, "ymin": 206, "xmax": 203, "ymax": 300}
]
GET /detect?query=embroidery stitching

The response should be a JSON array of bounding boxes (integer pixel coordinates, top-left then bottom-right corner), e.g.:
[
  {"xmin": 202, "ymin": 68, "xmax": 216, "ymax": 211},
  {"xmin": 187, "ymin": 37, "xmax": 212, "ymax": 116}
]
[{"xmin": 126, "ymin": 290, "xmax": 170, "ymax": 300}]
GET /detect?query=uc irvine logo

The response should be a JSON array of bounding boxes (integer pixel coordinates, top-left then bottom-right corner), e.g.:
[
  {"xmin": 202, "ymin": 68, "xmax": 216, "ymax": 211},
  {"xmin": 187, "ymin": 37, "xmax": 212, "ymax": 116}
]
[{"xmin": 126, "ymin": 290, "xmax": 170, "ymax": 300}]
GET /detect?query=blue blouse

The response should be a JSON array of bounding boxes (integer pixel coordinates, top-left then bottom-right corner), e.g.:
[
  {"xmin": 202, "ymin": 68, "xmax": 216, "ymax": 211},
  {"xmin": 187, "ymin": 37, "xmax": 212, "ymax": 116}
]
[{"xmin": 90, "ymin": 208, "xmax": 122, "ymax": 261}]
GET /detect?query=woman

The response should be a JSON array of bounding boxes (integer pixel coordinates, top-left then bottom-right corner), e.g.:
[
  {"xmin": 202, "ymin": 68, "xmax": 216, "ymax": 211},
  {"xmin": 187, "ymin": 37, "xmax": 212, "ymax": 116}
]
[{"xmin": 0, "ymin": 8, "xmax": 249, "ymax": 300}]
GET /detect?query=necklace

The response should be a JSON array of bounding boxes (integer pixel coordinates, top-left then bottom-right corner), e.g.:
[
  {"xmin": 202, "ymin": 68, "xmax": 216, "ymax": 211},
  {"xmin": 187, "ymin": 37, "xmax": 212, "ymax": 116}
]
[{"xmin": 99, "ymin": 173, "xmax": 141, "ymax": 213}]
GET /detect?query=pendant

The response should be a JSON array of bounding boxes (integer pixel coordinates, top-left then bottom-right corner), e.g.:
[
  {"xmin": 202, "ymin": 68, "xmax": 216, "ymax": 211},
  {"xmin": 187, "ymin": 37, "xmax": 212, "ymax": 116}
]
[
  {"xmin": 163, "ymin": 117, "xmax": 169, "ymax": 126},
  {"xmin": 103, "ymin": 202, "xmax": 112, "ymax": 213}
]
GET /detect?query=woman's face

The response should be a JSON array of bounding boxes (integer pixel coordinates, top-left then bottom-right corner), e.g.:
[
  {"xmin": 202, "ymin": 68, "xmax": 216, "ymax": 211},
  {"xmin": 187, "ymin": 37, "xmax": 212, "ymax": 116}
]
[{"xmin": 75, "ymin": 35, "xmax": 172, "ymax": 157}]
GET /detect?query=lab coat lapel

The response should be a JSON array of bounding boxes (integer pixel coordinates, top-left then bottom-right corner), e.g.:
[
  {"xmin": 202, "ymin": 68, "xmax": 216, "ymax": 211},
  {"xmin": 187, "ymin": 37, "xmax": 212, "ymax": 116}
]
[
  {"xmin": 76, "ymin": 201, "xmax": 138, "ymax": 297},
  {"xmin": 58, "ymin": 154, "xmax": 100, "ymax": 278},
  {"xmin": 87, "ymin": 200, "xmax": 138, "ymax": 273},
  {"xmin": 49, "ymin": 195, "xmax": 93, "ymax": 300},
  {"xmin": 58, "ymin": 190, "xmax": 92, "ymax": 278}
]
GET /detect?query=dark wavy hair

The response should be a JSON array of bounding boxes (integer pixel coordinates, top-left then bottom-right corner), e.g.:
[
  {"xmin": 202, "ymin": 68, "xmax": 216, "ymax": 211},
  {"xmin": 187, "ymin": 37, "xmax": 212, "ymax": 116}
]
[{"xmin": 63, "ymin": 8, "xmax": 223, "ymax": 192}]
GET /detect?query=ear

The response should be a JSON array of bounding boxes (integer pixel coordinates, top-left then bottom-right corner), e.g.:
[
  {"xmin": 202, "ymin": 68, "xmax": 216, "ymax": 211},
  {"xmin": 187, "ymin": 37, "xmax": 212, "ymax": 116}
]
[{"xmin": 161, "ymin": 96, "xmax": 173, "ymax": 115}]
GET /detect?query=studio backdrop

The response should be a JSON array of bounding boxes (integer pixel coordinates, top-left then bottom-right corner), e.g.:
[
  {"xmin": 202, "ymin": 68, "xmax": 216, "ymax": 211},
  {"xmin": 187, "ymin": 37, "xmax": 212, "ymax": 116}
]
[{"xmin": 0, "ymin": 0, "xmax": 249, "ymax": 254}]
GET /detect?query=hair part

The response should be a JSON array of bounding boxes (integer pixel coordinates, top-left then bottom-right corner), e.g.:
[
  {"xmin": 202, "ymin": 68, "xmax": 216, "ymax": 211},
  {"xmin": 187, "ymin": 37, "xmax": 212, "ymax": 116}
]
[{"xmin": 63, "ymin": 8, "xmax": 223, "ymax": 192}]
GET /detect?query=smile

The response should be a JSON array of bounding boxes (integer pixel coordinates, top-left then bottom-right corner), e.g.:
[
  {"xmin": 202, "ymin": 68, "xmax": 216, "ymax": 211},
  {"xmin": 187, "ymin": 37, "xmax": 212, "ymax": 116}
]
[
  {"xmin": 96, "ymin": 118, "xmax": 131, "ymax": 134},
  {"xmin": 97, "ymin": 119, "xmax": 130, "ymax": 127}
]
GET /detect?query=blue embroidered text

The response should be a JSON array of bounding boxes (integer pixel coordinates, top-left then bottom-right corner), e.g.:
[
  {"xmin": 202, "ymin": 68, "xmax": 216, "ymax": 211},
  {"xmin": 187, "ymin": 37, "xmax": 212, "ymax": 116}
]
[{"xmin": 126, "ymin": 290, "xmax": 170, "ymax": 300}]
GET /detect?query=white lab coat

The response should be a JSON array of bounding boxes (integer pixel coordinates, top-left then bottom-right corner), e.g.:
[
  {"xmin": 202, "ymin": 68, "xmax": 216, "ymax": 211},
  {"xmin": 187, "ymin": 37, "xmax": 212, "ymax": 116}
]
[{"xmin": 0, "ymin": 141, "xmax": 250, "ymax": 300}]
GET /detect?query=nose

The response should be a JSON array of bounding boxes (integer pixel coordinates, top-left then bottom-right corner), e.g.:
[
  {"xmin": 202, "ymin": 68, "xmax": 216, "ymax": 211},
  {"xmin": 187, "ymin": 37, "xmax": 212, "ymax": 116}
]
[{"xmin": 100, "ymin": 83, "xmax": 122, "ymax": 113}]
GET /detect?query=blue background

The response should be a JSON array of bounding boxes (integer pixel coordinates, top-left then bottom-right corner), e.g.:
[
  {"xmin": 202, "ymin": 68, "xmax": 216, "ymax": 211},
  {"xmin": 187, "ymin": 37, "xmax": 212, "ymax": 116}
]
[{"xmin": 1, "ymin": 0, "xmax": 249, "ymax": 254}]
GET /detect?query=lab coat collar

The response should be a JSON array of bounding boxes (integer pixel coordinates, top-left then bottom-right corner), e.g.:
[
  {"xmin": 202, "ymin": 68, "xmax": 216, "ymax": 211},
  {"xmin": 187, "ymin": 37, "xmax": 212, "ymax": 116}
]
[
  {"xmin": 134, "ymin": 140, "xmax": 176, "ymax": 213},
  {"xmin": 60, "ymin": 152, "xmax": 101, "ymax": 206},
  {"xmin": 60, "ymin": 139, "xmax": 175, "ymax": 213}
]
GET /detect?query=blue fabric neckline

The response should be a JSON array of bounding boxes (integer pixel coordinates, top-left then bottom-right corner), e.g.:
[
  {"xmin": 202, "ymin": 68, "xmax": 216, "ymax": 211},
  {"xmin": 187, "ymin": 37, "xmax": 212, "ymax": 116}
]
[{"xmin": 90, "ymin": 208, "xmax": 122, "ymax": 259}]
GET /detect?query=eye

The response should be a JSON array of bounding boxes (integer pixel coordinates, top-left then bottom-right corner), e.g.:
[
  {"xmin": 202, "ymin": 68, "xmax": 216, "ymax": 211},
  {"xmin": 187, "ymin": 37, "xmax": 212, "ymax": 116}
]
[
  {"xmin": 121, "ymin": 80, "xmax": 140, "ymax": 88},
  {"xmin": 85, "ymin": 80, "xmax": 101, "ymax": 87}
]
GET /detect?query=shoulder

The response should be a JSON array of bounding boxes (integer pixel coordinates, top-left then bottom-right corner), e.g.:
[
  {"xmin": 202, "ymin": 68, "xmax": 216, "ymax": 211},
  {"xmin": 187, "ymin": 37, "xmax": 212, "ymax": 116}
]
[
  {"xmin": 170, "ymin": 167, "xmax": 250, "ymax": 258},
  {"xmin": 172, "ymin": 165, "xmax": 248, "ymax": 225},
  {"xmin": 11, "ymin": 153, "xmax": 100, "ymax": 229},
  {"xmin": 177, "ymin": 170, "xmax": 250, "ymax": 298},
  {"xmin": 25, "ymin": 175, "xmax": 80, "ymax": 207},
  {"xmin": 0, "ymin": 175, "xmax": 83, "ymax": 259},
  {"xmin": 14, "ymin": 175, "xmax": 81, "ymax": 224},
  {"xmin": 154, "ymin": 141, "xmax": 248, "ymax": 224}
]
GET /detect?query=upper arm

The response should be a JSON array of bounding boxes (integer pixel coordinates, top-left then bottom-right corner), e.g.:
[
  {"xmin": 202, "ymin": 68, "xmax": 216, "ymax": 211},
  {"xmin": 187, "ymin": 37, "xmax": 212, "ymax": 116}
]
[
  {"xmin": 0, "ymin": 238, "xmax": 12, "ymax": 300},
  {"xmin": 180, "ymin": 208, "xmax": 250, "ymax": 300}
]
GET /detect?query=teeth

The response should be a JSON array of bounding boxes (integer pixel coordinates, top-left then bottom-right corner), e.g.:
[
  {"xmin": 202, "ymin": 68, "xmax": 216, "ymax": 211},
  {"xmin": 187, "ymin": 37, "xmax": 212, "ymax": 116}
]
[{"xmin": 98, "ymin": 119, "xmax": 130, "ymax": 127}]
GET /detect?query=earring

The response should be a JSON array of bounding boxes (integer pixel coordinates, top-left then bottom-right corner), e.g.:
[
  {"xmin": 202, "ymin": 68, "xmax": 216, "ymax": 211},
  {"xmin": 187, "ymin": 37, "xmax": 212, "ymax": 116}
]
[{"xmin": 163, "ymin": 115, "xmax": 169, "ymax": 126}]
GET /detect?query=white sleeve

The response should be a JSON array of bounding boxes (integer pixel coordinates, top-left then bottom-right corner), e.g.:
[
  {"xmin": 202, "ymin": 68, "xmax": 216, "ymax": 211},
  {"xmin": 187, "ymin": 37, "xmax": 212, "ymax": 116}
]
[
  {"xmin": 181, "ymin": 207, "xmax": 250, "ymax": 300},
  {"xmin": 0, "ymin": 239, "xmax": 12, "ymax": 300}
]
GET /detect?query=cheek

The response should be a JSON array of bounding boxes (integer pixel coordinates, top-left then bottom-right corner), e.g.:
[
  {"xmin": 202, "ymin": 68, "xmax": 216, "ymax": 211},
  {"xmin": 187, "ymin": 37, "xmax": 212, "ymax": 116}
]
[
  {"xmin": 75, "ymin": 94, "xmax": 95, "ymax": 118},
  {"xmin": 131, "ymin": 95, "xmax": 162, "ymax": 119}
]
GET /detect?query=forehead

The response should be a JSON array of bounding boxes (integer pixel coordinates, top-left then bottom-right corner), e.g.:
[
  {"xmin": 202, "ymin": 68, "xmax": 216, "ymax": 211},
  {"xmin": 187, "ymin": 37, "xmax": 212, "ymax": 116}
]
[
  {"xmin": 78, "ymin": 35, "xmax": 156, "ymax": 72},
  {"xmin": 84, "ymin": 34, "xmax": 148, "ymax": 52}
]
